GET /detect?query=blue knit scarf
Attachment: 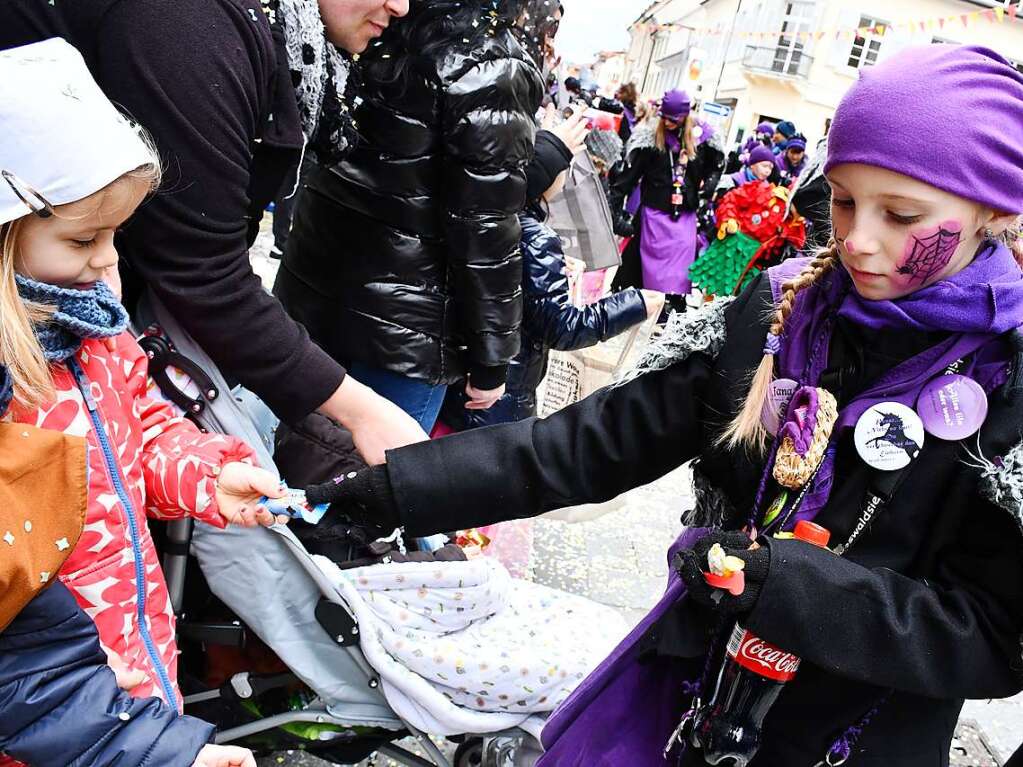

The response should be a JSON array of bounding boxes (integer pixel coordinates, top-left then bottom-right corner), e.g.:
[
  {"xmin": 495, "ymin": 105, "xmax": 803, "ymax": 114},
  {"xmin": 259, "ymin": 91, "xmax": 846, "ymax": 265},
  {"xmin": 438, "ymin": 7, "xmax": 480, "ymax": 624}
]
[{"xmin": 16, "ymin": 276, "xmax": 129, "ymax": 362}]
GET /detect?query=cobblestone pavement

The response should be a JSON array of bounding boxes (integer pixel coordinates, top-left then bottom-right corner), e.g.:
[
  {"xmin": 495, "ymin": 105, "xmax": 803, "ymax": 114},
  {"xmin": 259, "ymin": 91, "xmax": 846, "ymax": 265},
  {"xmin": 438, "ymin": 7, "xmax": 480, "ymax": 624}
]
[{"xmin": 250, "ymin": 229, "xmax": 1020, "ymax": 766}]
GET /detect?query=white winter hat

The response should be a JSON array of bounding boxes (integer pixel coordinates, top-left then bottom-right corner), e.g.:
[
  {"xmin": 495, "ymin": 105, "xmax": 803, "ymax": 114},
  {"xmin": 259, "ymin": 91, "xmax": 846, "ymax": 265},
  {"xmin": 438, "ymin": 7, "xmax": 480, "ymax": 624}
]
[{"xmin": 0, "ymin": 38, "xmax": 155, "ymax": 226}]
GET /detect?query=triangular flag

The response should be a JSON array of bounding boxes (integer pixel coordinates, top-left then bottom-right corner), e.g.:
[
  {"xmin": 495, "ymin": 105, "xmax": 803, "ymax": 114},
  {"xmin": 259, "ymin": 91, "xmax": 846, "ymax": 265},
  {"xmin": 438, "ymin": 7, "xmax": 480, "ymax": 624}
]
[
  {"xmin": 995, "ymin": 7, "xmax": 1005, "ymax": 22},
  {"xmin": 984, "ymin": 9, "xmax": 996, "ymax": 22},
  {"xmin": 938, "ymin": 17, "xmax": 945, "ymax": 29},
  {"xmin": 875, "ymin": 24, "xmax": 886, "ymax": 36},
  {"xmin": 1010, "ymin": 5, "xmax": 1018, "ymax": 22},
  {"xmin": 961, "ymin": 14, "xmax": 970, "ymax": 27},
  {"xmin": 816, "ymin": 30, "xmax": 825, "ymax": 40}
]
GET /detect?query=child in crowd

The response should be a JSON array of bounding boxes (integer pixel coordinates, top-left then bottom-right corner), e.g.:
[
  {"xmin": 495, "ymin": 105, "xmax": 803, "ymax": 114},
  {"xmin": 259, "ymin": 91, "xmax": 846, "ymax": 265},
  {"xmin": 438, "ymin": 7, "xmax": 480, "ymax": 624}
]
[
  {"xmin": 443, "ymin": 124, "xmax": 658, "ymax": 431},
  {"xmin": 0, "ymin": 38, "xmax": 283, "ymax": 714},
  {"xmin": 0, "ymin": 361, "xmax": 254, "ymax": 767},
  {"xmin": 313, "ymin": 45, "xmax": 1023, "ymax": 766},
  {"xmin": 776, "ymin": 132, "xmax": 808, "ymax": 184},
  {"xmin": 713, "ymin": 144, "xmax": 777, "ymax": 199}
]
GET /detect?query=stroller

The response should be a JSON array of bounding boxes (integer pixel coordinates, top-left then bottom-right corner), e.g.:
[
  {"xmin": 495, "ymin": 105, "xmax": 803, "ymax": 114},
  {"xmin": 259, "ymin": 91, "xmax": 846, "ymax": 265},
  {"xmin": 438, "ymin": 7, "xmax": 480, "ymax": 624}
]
[{"xmin": 138, "ymin": 294, "xmax": 622, "ymax": 767}]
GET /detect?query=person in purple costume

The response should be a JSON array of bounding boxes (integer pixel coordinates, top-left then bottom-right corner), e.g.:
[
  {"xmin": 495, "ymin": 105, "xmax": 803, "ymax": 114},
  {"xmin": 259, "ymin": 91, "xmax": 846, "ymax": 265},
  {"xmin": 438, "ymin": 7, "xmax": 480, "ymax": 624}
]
[
  {"xmin": 777, "ymin": 133, "xmax": 808, "ymax": 185},
  {"xmin": 312, "ymin": 45, "xmax": 1023, "ymax": 767},
  {"xmin": 607, "ymin": 89, "xmax": 724, "ymax": 313}
]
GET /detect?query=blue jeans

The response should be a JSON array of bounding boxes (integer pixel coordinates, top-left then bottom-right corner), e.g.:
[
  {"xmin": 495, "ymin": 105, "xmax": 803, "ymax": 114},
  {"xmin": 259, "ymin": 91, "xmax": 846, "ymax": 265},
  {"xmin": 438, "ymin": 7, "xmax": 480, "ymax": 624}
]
[{"xmin": 346, "ymin": 362, "xmax": 446, "ymax": 433}]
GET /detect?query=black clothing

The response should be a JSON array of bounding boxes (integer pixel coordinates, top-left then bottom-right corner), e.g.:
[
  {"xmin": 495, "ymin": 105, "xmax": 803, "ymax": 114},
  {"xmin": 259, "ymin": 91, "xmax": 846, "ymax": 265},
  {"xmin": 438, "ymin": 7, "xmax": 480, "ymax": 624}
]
[
  {"xmin": 442, "ymin": 212, "xmax": 647, "ymax": 429},
  {"xmin": 674, "ymin": 530, "xmax": 770, "ymax": 615},
  {"xmin": 275, "ymin": 30, "xmax": 544, "ymax": 390},
  {"xmin": 382, "ymin": 275, "xmax": 1023, "ymax": 765},
  {"xmin": 792, "ymin": 169, "xmax": 834, "ymax": 251},
  {"xmin": 0, "ymin": 0, "xmax": 346, "ymax": 424},
  {"xmin": 1007, "ymin": 745, "xmax": 1023, "ymax": 767},
  {"xmin": 524, "ymin": 131, "xmax": 574, "ymax": 204},
  {"xmin": 611, "ymin": 137, "xmax": 724, "ymax": 218}
]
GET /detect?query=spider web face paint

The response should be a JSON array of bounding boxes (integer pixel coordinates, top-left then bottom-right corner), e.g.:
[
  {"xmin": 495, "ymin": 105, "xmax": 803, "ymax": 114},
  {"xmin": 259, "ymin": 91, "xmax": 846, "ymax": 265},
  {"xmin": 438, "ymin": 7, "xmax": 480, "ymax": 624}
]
[{"xmin": 896, "ymin": 221, "xmax": 962, "ymax": 285}]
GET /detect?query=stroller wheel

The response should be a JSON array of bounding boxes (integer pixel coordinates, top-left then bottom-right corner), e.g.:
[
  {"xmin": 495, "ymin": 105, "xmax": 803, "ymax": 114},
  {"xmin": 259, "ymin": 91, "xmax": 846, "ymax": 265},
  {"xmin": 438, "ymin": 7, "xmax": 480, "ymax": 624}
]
[{"xmin": 453, "ymin": 738, "xmax": 484, "ymax": 767}]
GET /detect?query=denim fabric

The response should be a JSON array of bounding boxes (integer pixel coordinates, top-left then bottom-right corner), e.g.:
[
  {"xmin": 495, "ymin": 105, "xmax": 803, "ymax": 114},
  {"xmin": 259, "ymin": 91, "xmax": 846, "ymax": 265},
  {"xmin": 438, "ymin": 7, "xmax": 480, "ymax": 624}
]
[{"xmin": 347, "ymin": 361, "xmax": 447, "ymax": 432}]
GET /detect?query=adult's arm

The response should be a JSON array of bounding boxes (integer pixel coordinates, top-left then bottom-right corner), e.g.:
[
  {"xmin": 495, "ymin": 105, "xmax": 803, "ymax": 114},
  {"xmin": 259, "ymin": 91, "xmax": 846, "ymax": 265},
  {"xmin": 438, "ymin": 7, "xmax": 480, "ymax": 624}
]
[
  {"xmin": 95, "ymin": 0, "xmax": 345, "ymax": 424},
  {"xmin": 0, "ymin": 583, "xmax": 214, "ymax": 766},
  {"xmin": 441, "ymin": 52, "xmax": 543, "ymax": 391},
  {"xmin": 745, "ymin": 499, "xmax": 1023, "ymax": 700}
]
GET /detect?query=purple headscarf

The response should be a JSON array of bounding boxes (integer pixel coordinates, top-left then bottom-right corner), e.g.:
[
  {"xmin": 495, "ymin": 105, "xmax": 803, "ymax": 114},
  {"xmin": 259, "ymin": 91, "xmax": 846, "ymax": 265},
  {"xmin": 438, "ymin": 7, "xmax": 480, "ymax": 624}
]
[{"xmin": 826, "ymin": 45, "xmax": 1023, "ymax": 214}]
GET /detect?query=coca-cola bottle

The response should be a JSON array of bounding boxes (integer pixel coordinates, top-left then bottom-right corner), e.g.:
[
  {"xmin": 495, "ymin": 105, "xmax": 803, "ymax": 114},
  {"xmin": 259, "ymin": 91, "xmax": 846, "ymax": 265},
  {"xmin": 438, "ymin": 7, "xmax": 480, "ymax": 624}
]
[{"xmin": 691, "ymin": 521, "xmax": 831, "ymax": 766}]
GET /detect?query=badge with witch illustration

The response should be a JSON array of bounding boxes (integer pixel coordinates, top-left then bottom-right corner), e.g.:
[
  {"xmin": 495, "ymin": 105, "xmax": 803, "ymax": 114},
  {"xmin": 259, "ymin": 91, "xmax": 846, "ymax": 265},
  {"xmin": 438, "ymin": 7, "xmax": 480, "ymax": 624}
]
[{"xmin": 853, "ymin": 402, "xmax": 926, "ymax": 471}]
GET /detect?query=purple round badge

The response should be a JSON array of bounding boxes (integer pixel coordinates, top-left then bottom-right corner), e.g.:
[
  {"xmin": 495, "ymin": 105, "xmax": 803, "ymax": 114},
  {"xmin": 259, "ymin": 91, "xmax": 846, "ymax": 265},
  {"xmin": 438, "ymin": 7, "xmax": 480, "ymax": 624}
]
[
  {"xmin": 916, "ymin": 374, "xmax": 988, "ymax": 441},
  {"xmin": 761, "ymin": 378, "xmax": 798, "ymax": 434}
]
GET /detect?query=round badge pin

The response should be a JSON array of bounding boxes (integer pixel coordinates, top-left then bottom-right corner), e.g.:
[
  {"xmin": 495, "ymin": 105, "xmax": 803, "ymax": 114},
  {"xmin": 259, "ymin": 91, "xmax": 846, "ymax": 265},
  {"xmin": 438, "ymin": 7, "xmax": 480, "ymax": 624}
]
[
  {"xmin": 916, "ymin": 375, "xmax": 988, "ymax": 441},
  {"xmin": 761, "ymin": 378, "xmax": 799, "ymax": 433},
  {"xmin": 854, "ymin": 402, "xmax": 926, "ymax": 472}
]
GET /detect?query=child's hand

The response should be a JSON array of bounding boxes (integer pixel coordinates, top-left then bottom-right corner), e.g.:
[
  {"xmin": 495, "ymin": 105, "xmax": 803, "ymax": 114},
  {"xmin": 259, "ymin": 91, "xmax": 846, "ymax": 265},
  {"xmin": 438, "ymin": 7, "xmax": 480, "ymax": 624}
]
[
  {"xmin": 214, "ymin": 463, "xmax": 287, "ymax": 527},
  {"xmin": 641, "ymin": 290, "xmax": 665, "ymax": 322},
  {"xmin": 103, "ymin": 647, "xmax": 147, "ymax": 691},
  {"xmin": 191, "ymin": 745, "xmax": 256, "ymax": 767}
]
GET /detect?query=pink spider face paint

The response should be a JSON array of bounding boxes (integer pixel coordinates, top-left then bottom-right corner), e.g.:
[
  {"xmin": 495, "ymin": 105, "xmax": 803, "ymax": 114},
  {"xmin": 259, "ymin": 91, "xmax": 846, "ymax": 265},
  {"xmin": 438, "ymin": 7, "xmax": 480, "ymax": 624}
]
[
  {"xmin": 843, "ymin": 239, "xmax": 857, "ymax": 254},
  {"xmin": 895, "ymin": 220, "xmax": 963, "ymax": 287}
]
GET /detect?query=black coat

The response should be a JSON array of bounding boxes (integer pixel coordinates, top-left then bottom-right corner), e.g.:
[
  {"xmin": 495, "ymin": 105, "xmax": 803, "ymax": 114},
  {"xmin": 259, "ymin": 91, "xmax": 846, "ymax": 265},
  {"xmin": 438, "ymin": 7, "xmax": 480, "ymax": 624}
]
[
  {"xmin": 384, "ymin": 275, "xmax": 1023, "ymax": 765},
  {"xmin": 0, "ymin": 0, "xmax": 346, "ymax": 425},
  {"xmin": 275, "ymin": 30, "xmax": 545, "ymax": 390},
  {"xmin": 444, "ymin": 211, "xmax": 647, "ymax": 429},
  {"xmin": 0, "ymin": 582, "xmax": 214, "ymax": 765},
  {"xmin": 611, "ymin": 129, "xmax": 724, "ymax": 218}
]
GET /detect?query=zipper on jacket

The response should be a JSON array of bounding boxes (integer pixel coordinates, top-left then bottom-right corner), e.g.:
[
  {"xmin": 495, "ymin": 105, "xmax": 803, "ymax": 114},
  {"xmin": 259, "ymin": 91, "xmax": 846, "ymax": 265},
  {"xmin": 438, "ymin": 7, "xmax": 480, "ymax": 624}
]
[{"xmin": 68, "ymin": 357, "xmax": 178, "ymax": 706}]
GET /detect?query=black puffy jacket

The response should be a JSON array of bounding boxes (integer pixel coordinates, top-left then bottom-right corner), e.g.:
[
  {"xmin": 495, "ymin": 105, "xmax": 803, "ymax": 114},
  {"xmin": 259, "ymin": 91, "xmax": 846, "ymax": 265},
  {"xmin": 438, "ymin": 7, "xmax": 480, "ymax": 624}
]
[
  {"xmin": 444, "ymin": 211, "xmax": 647, "ymax": 429},
  {"xmin": 1, "ymin": 582, "xmax": 214, "ymax": 765},
  {"xmin": 276, "ymin": 29, "xmax": 544, "ymax": 390}
]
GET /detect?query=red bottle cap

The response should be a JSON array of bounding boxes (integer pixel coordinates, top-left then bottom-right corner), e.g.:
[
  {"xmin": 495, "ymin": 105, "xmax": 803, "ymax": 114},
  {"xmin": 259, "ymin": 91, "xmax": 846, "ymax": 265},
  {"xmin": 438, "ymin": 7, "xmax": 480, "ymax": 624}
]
[{"xmin": 793, "ymin": 521, "xmax": 831, "ymax": 548}]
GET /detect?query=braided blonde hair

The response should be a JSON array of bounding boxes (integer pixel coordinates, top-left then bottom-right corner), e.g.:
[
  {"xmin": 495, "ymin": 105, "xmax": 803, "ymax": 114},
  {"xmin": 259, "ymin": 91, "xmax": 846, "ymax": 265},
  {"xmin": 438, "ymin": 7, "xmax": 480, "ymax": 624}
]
[{"xmin": 720, "ymin": 242, "xmax": 841, "ymax": 452}]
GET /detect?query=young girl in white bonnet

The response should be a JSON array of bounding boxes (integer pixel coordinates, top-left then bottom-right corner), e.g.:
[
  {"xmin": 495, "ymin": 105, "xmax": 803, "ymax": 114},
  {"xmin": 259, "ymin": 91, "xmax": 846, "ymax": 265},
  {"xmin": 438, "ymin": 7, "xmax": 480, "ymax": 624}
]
[{"xmin": 0, "ymin": 38, "xmax": 285, "ymax": 717}]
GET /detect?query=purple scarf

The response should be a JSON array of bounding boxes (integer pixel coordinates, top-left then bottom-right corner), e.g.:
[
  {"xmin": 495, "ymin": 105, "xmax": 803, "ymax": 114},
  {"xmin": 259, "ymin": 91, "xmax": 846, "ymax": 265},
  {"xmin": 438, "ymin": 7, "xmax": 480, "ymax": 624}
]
[{"xmin": 768, "ymin": 242, "xmax": 1023, "ymax": 523}]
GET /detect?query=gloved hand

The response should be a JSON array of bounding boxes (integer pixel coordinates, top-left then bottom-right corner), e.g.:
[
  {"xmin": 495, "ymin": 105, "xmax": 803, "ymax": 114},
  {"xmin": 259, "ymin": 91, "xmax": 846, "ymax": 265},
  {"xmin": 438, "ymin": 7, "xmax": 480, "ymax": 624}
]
[
  {"xmin": 673, "ymin": 530, "xmax": 770, "ymax": 615},
  {"xmin": 613, "ymin": 212, "xmax": 635, "ymax": 238},
  {"xmin": 305, "ymin": 465, "xmax": 401, "ymax": 532},
  {"xmin": 717, "ymin": 219, "xmax": 739, "ymax": 240}
]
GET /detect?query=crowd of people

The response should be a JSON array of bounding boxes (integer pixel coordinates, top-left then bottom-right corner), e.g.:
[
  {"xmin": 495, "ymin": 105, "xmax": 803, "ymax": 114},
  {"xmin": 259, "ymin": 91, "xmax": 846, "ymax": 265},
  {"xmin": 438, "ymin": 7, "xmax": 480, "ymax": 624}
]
[{"xmin": 1, "ymin": 1, "xmax": 1023, "ymax": 766}]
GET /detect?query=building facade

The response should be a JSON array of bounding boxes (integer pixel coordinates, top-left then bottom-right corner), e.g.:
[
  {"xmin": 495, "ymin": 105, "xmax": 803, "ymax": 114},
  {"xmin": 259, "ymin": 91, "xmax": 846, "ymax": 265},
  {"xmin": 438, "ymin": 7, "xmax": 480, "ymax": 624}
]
[{"xmin": 622, "ymin": 0, "xmax": 1023, "ymax": 149}]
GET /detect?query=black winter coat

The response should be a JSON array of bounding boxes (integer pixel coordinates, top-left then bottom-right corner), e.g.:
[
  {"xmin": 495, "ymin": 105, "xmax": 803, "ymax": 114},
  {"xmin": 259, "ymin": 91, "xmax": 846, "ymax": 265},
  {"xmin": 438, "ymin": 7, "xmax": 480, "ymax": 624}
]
[
  {"xmin": 611, "ymin": 128, "xmax": 724, "ymax": 219},
  {"xmin": 0, "ymin": 582, "xmax": 214, "ymax": 765},
  {"xmin": 275, "ymin": 30, "xmax": 545, "ymax": 390},
  {"xmin": 383, "ymin": 275, "xmax": 1023, "ymax": 765},
  {"xmin": 0, "ymin": 0, "xmax": 346, "ymax": 425},
  {"xmin": 444, "ymin": 211, "xmax": 647, "ymax": 429}
]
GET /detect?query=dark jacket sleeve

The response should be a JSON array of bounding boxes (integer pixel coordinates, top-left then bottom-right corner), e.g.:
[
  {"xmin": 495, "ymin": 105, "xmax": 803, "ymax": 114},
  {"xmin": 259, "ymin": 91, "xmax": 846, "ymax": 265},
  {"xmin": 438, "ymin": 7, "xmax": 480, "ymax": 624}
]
[
  {"xmin": 95, "ymin": 0, "xmax": 345, "ymax": 424},
  {"xmin": 685, "ymin": 142, "xmax": 725, "ymax": 211},
  {"xmin": 520, "ymin": 218, "xmax": 647, "ymax": 352},
  {"xmin": 441, "ymin": 51, "xmax": 544, "ymax": 390},
  {"xmin": 387, "ymin": 346, "xmax": 714, "ymax": 536},
  {"xmin": 745, "ymin": 497, "xmax": 1023, "ymax": 700},
  {"xmin": 0, "ymin": 583, "xmax": 214, "ymax": 766}
]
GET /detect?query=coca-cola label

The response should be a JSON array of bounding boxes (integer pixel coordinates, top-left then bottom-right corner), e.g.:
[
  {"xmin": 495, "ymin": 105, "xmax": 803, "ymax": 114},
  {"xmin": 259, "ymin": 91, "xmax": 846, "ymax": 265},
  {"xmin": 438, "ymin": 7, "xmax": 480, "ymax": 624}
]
[{"xmin": 726, "ymin": 624, "xmax": 801, "ymax": 682}]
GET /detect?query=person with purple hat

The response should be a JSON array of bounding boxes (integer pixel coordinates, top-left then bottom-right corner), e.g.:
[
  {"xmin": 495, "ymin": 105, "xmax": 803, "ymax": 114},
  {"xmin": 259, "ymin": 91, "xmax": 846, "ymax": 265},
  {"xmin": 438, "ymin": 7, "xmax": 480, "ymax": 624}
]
[
  {"xmin": 607, "ymin": 88, "xmax": 724, "ymax": 315},
  {"xmin": 714, "ymin": 143, "xmax": 777, "ymax": 198},
  {"xmin": 309, "ymin": 44, "xmax": 1023, "ymax": 766},
  {"xmin": 776, "ymin": 132, "xmax": 808, "ymax": 185}
]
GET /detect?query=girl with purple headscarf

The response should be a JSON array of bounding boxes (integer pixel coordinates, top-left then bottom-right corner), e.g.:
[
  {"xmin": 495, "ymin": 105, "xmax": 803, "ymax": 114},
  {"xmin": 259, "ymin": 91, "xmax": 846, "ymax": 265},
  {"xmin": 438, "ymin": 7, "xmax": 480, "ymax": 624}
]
[
  {"xmin": 311, "ymin": 45, "xmax": 1023, "ymax": 767},
  {"xmin": 607, "ymin": 89, "xmax": 725, "ymax": 313}
]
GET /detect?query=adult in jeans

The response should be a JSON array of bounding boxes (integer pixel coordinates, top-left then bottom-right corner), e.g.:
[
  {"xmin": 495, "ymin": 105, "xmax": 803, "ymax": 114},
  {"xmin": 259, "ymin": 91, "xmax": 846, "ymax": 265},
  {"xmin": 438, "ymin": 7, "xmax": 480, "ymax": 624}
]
[
  {"xmin": 275, "ymin": 0, "xmax": 558, "ymax": 431},
  {"xmin": 0, "ymin": 0, "xmax": 419, "ymax": 465}
]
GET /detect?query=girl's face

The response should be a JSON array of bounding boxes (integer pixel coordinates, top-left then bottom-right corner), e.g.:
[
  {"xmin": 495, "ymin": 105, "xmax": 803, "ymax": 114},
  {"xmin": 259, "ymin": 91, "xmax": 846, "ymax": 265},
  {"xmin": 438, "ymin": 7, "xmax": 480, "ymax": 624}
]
[
  {"xmin": 751, "ymin": 160, "xmax": 774, "ymax": 180},
  {"xmin": 15, "ymin": 176, "xmax": 148, "ymax": 290},
  {"xmin": 827, "ymin": 163, "xmax": 996, "ymax": 301}
]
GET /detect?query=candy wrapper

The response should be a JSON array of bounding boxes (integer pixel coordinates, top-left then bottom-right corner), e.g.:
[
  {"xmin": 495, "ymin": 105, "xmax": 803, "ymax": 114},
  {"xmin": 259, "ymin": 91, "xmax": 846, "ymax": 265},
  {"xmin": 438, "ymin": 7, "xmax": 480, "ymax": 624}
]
[
  {"xmin": 260, "ymin": 488, "xmax": 330, "ymax": 526},
  {"xmin": 455, "ymin": 529, "xmax": 492, "ymax": 559},
  {"xmin": 704, "ymin": 543, "xmax": 747, "ymax": 596}
]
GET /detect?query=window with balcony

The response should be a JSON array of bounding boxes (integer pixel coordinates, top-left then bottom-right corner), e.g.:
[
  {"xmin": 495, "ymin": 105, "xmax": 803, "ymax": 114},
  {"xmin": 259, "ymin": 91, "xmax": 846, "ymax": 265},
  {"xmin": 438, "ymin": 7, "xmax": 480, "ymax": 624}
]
[
  {"xmin": 847, "ymin": 16, "xmax": 885, "ymax": 69},
  {"xmin": 772, "ymin": 1, "xmax": 814, "ymax": 76}
]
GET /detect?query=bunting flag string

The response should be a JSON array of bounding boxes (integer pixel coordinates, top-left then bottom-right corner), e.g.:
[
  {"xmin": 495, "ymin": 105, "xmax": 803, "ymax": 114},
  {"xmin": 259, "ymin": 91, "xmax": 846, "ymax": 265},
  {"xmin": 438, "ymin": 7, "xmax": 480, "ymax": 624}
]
[{"xmin": 642, "ymin": 4, "xmax": 1019, "ymax": 40}]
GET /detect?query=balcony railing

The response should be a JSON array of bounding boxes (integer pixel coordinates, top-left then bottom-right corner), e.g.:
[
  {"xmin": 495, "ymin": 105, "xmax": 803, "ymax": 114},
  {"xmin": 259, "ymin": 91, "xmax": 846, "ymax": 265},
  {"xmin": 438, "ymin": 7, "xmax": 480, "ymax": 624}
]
[{"xmin": 742, "ymin": 45, "xmax": 813, "ymax": 78}]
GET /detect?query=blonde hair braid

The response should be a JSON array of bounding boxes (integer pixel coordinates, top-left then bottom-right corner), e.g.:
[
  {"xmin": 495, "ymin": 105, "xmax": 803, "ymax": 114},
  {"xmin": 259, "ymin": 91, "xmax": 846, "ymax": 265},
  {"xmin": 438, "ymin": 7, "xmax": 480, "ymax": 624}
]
[{"xmin": 720, "ymin": 242, "xmax": 841, "ymax": 453}]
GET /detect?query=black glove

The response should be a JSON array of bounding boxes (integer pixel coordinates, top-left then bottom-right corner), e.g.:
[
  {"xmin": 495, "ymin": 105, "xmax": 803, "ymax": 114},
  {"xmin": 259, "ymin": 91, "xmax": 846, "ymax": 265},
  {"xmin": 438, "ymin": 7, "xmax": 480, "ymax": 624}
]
[
  {"xmin": 673, "ymin": 530, "xmax": 770, "ymax": 615},
  {"xmin": 612, "ymin": 210, "xmax": 635, "ymax": 238},
  {"xmin": 306, "ymin": 465, "xmax": 401, "ymax": 532}
]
